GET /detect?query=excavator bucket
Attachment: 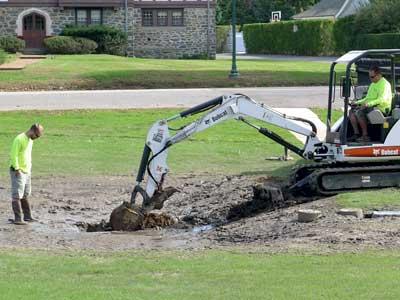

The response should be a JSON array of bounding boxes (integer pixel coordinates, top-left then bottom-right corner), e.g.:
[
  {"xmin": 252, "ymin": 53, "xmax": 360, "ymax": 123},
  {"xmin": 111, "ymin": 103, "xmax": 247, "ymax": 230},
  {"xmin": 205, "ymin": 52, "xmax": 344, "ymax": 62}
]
[
  {"xmin": 143, "ymin": 187, "xmax": 179, "ymax": 211},
  {"xmin": 109, "ymin": 186, "xmax": 179, "ymax": 231}
]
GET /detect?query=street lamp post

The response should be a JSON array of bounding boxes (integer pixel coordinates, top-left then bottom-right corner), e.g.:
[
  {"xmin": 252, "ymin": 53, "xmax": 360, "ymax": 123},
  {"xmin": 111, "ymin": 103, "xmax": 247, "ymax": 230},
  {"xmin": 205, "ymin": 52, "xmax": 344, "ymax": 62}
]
[{"xmin": 229, "ymin": 0, "xmax": 239, "ymax": 78}]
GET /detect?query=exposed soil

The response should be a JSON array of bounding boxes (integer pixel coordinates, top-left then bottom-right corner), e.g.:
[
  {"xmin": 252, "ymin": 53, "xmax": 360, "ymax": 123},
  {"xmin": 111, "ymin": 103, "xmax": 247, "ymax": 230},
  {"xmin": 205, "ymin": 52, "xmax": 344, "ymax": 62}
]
[{"xmin": 1, "ymin": 174, "xmax": 400, "ymax": 252}]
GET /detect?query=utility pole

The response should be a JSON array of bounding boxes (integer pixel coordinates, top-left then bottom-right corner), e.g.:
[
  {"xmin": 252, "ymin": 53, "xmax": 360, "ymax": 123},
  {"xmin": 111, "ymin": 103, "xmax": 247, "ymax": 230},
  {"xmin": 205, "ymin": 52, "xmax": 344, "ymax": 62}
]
[
  {"xmin": 229, "ymin": 0, "xmax": 239, "ymax": 78},
  {"xmin": 124, "ymin": 0, "xmax": 128, "ymax": 33}
]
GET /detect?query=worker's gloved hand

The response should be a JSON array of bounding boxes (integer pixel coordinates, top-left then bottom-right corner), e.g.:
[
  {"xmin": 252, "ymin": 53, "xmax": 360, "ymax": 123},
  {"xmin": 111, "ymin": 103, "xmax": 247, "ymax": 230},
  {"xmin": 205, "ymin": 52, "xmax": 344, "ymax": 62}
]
[{"xmin": 350, "ymin": 102, "xmax": 359, "ymax": 109}]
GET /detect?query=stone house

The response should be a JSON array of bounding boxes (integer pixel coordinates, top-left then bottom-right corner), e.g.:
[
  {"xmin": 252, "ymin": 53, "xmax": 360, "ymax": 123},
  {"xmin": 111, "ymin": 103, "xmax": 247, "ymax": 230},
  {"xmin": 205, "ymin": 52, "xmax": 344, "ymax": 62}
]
[
  {"xmin": 0, "ymin": 0, "xmax": 216, "ymax": 58},
  {"xmin": 292, "ymin": 0, "xmax": 369, "ymax": 20}
]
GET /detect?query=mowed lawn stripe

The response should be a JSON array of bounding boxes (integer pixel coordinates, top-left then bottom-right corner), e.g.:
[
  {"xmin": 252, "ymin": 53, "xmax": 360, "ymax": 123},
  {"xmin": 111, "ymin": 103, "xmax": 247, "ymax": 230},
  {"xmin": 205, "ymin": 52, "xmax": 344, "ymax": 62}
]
[
  {"xmin": 0, "ymin": 55, "xmax": 338, "ymax": 90},
  {"xmin": 0, "ymin": 109, "xmax": 300, "ymax": 177},
  {"xmin": 0, "ymin": 251, "xmax": 399, "ymax": 300}
]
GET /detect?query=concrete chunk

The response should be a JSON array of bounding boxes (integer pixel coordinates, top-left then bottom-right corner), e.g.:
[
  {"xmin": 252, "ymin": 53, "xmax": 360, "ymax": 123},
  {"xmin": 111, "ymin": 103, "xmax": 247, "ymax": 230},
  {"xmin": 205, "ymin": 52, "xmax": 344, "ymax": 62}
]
[
  {"xmin": 298, "ymin": 209, "xmax": 321, "ymax": 223},
  {"xmin": 372, "ymin": 211, "xmax": 400, "ymax": 218},
  {"xmin": 337, "ymin": 208, "xmax": 364, "ymax": 219}
]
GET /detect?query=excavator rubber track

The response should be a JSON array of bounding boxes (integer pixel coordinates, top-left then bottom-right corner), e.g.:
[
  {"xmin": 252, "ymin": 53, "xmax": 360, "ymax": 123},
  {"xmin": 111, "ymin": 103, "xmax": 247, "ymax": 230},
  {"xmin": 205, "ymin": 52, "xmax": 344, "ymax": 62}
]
[{"xmin": 289, "ymin": 163, "xmax": 400, "ymax": 196}]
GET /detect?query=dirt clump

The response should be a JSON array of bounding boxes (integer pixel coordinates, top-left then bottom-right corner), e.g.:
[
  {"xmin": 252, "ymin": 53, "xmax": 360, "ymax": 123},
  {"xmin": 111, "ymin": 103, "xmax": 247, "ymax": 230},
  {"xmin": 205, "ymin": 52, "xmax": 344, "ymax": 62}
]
[
  {"xmin": 81, "ymin": 201, "xmax": 179, "ymax": 232},
  {"xmin": 110, "ymin": 202, "xmax": 145, "ymax": 231},
  {"xmin": 227, "ymin": 184, "xmax": 285, "ymax": 221},
  {"xmin": 143, "ymin": 212, "xmax": 178, "ymax": 229}
]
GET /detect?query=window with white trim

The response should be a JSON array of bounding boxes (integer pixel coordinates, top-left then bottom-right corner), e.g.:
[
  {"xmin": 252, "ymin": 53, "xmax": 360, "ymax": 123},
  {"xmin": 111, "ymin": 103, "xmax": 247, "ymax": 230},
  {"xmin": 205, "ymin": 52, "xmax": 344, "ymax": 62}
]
[
  {"xmin": 142, "ymin": 9, "xmax": 184, "ymax": 27},
  {"xmin": 157, "ymin": 11, "xmax": 168, "ymax": 26},
  {"xmin": 75, "ymin": 9, "xmax": 103, "ymax": 26},
  {"xmin": 142, "ymin": 10, "xmax": 153, "ymax": 26},
  {"xmin": 171, "ymin": 10, "xmax": 184, "ymax": 26}
]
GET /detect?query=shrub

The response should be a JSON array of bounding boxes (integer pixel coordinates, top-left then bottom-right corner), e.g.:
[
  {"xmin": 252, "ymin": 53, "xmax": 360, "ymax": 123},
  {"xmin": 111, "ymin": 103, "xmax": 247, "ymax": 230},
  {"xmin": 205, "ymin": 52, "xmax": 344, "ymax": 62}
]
[
  {"xmin": 101, "ymin": 33, "xmax": 127, "ymax": 56},
  {"xmin": 44, "ymin": 36, "xmax": 79, "ymax": 54},
  {"xmin": 216, "ymin": 25, "xmax": 230, "ymax": 53},
  {"xmin": 73, "ymin": 37, "xmax": 98, "ymax": 54},
  {"xmin": 243, "ymin": 20, "xmax": 335, "ymax": 56},
  {"xmin": 180, "ymin": 53, "xmax": 209, "ymax": 59},
  {"xmin": 356, "ymin": 33, "xmax": 400, "ymax": 50},
  {"xmin": 62, "ymin": 25, "xmax": 128, "ymax": 55},
  {"xmin": 0, "ymin": 49, "xmax": 6, "ymax": 65},
  {"xmin": 0, "ymin": 36, "xmax": 25, "ymax": 53},
  {"xmin": 44, "ymin": 36, "xmax": 98, "ymax": 54},
  {"xmin": 333, "ymin": 15, "xmax": 356, "ymax": 54}
]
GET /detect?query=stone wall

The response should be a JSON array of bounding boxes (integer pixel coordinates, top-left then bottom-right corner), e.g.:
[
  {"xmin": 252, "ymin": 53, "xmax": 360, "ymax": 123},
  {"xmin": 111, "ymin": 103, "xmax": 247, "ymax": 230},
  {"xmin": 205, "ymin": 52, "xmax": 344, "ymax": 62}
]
[
  {"xmin": 0, "ymin": 6, "xmax": 216, "ymax": 58},
  {"xmin": 133, "ymin": 7, "xmax": 216, "ymax": 59}
]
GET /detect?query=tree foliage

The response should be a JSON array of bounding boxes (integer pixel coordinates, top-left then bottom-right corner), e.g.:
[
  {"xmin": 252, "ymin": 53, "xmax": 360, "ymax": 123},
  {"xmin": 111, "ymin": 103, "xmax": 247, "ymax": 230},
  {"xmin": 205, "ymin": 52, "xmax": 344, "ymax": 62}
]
[
  {"xmin": 216, "ymin": 0, "xmax": 319, "ymax": 25},
  {"xmin": 354, "ymin": 0, "xmax": 400, "ymax": 34}
]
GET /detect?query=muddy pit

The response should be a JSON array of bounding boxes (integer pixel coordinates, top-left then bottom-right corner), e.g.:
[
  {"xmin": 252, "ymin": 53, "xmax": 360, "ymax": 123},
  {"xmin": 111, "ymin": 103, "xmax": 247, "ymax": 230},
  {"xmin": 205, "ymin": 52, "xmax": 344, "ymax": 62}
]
[{"xmin": 1, "ymin": 175, "xmax": 400, "ymax": 252}]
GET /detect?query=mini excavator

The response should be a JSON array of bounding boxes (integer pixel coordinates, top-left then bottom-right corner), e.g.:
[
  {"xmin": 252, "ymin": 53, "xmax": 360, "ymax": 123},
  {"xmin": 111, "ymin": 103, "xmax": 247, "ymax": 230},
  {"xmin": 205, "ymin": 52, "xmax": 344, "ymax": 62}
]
[{"xmin": 131, "ymin": 50, "xmax": 400, "ymax": 211}]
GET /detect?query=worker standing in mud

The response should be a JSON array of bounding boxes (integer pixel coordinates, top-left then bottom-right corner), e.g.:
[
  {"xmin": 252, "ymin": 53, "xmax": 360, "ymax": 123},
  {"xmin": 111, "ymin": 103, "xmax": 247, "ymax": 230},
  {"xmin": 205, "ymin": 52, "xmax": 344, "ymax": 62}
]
[{"xmin": 9, "ymin": 124, "xmax": 44, "ymax": 225}]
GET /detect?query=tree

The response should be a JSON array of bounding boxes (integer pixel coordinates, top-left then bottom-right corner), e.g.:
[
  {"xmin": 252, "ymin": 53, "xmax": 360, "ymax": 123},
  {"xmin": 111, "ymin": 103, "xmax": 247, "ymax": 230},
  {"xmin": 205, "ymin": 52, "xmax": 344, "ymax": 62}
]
[
  {"xmin": 284, "ymin": 0, "xmax": 319, "ymax": 13},
  {"xmin": 354, "ymin": 0, "xmax": 400, "ymax": 34},
  {"xmin": 216, "ymin": 0, "xmax": 320, "ymax": 25}
]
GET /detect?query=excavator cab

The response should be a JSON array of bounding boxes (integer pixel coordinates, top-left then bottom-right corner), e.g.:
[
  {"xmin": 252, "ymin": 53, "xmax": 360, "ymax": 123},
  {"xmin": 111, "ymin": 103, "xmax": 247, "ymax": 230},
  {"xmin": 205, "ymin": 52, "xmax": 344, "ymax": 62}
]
[{"xmin": 326, "ymin": 49, "xmax": 400, "ymax": 145}]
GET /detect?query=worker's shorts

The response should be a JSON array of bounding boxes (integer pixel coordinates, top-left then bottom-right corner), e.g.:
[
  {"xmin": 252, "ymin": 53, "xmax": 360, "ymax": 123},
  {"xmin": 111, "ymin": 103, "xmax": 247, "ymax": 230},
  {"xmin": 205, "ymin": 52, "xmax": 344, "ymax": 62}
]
[
  {"xmin": 351, "ymin": 107, "xmax": 374, "ymax": 121},
  {"xmin": 10, "ymin": 169, "xmax": 31, "ymax": 199}
]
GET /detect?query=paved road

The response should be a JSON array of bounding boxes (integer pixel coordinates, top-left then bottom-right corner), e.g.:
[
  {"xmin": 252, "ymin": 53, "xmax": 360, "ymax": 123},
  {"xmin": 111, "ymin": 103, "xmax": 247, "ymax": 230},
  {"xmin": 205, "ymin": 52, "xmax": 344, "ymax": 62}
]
[
  {"xmin": 0, "ymin": 87, "xmax": 343, "ymax": 111},
  {"xmin": 217, "ymin": 53, "xmax": 337, "ymax": 63}
]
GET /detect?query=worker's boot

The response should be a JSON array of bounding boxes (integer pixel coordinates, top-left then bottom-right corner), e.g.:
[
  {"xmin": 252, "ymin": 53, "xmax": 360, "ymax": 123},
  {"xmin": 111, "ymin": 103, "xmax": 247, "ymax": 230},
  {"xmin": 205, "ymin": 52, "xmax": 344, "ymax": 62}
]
[
  {"xmin": 11, "ymin": 200, "xmax": 27, "ymax": 225},
  {"xmin": 21, "ymin": 198, "xmax": 37, "ymax": 222}
]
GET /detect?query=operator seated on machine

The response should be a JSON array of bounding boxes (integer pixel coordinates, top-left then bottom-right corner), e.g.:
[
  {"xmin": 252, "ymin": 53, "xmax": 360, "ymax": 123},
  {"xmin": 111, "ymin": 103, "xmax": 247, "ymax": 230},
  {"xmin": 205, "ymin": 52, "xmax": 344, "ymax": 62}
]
[{"xmin": 349, "ymin": 65, "xmax": 392, "ymax": 143}]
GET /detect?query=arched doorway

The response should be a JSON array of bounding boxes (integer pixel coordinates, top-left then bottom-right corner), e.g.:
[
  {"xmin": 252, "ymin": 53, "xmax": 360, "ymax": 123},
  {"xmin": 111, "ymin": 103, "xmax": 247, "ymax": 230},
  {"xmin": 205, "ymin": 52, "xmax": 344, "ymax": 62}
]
[{"xmin": 23, "ymin": 13, "xmax": 46, "ymax": 49}]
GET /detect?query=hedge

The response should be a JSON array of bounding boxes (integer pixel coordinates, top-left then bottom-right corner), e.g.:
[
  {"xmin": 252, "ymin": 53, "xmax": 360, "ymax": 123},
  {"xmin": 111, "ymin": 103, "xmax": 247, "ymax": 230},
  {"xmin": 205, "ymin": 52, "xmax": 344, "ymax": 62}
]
[
  {"xmin": 216, "ymin": 25, "xmax": 230, "ymax": 53},
  {"xmin": 0, "ymin": 49, "xmax": 6, "ymax": 65},
  {"xmin": 356, "ymin": 33, "xmax": 400, "ymax": 50},
  {"xmin": 61, "ymin": 25, "xmax": 128, "ymax": 56},
  {"xmin": 0, "ymin": 36, "xmax": 25, "ymax": 53},
  {"xmin": 243, "ymin": 20, "xmax": 335, "ymax": 56},
  {"xmin": 44, "ymin": 36, "xmax": 98, "ymax": 54},
  {"xmin": 333, "ymin": 15, "xmax": 356, "ymax": 54}
]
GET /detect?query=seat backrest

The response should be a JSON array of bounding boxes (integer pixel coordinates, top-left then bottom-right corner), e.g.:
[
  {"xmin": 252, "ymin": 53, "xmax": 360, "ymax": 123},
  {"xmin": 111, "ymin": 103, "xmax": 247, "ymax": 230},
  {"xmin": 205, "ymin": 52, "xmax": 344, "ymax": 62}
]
[
  {"xmin": 367, "ymin": 109, "xmax": 386, "ymax": 124},
  {"xmin": 392, "ymin": 107, "xmax": 400, "ymax": 120},
  {"xmin": 392, "ymin": 93, "xmax": 400, "ymax": 110}
]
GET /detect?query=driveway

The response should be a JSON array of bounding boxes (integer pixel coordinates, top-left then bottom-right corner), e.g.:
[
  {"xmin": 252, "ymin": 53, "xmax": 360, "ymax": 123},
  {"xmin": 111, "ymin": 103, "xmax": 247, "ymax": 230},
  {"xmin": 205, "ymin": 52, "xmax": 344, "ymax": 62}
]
[{"xmin": 0, "ymin": 87, "xmax": 343, "ymax": 111}]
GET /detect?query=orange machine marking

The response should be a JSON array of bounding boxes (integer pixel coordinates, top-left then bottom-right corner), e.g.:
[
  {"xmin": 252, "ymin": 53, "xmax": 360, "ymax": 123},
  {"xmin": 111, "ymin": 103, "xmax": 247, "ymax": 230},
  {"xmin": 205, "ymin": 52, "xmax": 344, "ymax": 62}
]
[{"xmin": 344, "ymin": 146, "xmax": 400, "ymax": 157}]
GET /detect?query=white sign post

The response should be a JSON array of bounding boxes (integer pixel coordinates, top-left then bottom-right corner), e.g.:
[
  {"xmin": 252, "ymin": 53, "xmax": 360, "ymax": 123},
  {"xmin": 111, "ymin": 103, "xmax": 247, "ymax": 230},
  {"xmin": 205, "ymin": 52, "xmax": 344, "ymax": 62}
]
[{"xmin": 271, "ymin": 11, "xmax": 281, "ymax": 22}]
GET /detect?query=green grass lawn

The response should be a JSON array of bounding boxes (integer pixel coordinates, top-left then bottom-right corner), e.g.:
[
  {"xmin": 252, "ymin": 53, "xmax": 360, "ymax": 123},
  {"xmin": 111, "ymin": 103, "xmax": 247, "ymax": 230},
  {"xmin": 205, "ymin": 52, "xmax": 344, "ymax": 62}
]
[
  {"xmin": 0, "ymin": 54, "xmax": 337, "ymax": 90},
  {"xmin": 0, "ymin": 52, "xmax": 15, "ymax": 65},
  {"xmin": 0, "ymin": 250, "xmax": 399, "ymax": 300},
  {"xmin": 336, "ymin": 188, "xmax": 400, "ymax": 210},
  {"xmin": 0, "ymin": 109, "xmax": 300, "ymax": 178}
]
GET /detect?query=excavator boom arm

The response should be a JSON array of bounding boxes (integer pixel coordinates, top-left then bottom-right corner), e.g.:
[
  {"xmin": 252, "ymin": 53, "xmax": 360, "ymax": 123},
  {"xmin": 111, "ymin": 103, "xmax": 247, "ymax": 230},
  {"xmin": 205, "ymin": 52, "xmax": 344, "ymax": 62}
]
[{"xmin": 131, "ymin": 94, "xmax": 321, "ymax": 208}]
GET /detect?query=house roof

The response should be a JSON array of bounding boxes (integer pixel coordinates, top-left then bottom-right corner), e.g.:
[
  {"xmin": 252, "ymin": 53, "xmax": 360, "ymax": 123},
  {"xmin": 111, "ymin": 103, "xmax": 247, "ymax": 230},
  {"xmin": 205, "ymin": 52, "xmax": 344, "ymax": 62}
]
[{"xmin": 292, "ymin": 0, "xmax": 369, "ymax": 19}]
